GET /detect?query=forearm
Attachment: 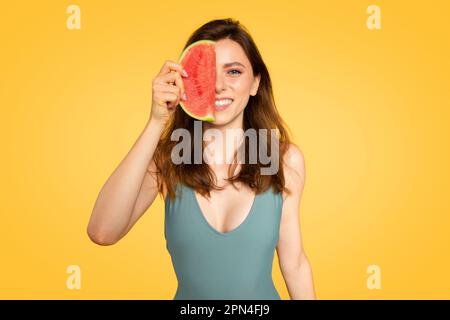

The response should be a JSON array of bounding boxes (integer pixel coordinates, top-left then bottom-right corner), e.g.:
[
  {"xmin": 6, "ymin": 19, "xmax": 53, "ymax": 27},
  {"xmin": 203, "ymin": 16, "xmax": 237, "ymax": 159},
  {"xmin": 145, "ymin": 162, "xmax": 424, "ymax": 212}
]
[
  {"xmin": 284, "ymin": 255, "xmax": 316, "ymax": 300},
  {"xmin": 87, "ymin": 118, "xmax": 165, "ymax": 243}
]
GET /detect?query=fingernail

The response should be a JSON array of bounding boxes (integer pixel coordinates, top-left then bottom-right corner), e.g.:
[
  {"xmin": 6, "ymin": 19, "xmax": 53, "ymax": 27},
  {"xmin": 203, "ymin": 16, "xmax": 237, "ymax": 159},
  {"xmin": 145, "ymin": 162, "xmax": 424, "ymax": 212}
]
[
  {"xmin": 182, "ymin": 69, "xmax": 188, "ymax": 77},
  {"xmin": 182, "ymin": 93, "xmax": 187, "ymax": 101}
]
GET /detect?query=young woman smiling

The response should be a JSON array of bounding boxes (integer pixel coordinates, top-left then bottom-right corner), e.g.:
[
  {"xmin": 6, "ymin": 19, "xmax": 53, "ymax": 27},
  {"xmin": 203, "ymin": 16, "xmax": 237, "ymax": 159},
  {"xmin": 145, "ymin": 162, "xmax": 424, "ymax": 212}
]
[{"xmin": 87, "ymin": 18, "xmax": 316, "ymax": 300}]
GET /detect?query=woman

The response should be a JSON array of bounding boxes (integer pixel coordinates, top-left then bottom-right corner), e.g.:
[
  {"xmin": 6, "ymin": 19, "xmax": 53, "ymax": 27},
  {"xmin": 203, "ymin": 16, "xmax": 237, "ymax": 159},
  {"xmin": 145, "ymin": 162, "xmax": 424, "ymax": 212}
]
[{"xmin": 87, "ymin": 18, "xmax": 316, "ymax": 300}]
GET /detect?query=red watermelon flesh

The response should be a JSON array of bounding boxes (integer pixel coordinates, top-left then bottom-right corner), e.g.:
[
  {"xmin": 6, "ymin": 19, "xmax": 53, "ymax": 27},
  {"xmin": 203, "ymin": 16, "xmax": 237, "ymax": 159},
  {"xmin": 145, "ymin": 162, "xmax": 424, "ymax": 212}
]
[{"xmin": 178, "ymin": 40, "xmax": 216, "ymax": 122}]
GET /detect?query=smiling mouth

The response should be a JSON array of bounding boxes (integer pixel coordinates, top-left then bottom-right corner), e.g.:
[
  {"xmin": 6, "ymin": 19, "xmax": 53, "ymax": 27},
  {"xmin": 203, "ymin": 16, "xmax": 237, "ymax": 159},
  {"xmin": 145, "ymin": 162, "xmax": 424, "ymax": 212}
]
[{"xmin": 215, "ymin": 99, "xmax": 233, "ymax": 110}]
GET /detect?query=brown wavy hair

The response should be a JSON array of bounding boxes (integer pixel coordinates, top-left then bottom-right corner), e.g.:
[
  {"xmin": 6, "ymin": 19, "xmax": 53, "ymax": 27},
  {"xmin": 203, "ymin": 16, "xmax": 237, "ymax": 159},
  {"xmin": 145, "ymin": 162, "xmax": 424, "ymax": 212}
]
[{"xmin": 153, "ymin": 18, "xmax": 293, "ymax": 201}]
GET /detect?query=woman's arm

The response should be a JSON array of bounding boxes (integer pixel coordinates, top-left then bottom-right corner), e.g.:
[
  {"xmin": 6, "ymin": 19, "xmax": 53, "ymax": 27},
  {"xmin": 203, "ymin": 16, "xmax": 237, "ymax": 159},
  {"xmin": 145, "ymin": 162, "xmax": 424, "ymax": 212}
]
[
  {"xmin": 277, "ymin": 144, "xmax": 316, "ymax": 299},
  {"xmin": 87, "ymin": 60, "xmax": 188, "ymax": 246},
  {"xmin": 87, "ymin": 118, "xmax": 165, "ymax": 246}
]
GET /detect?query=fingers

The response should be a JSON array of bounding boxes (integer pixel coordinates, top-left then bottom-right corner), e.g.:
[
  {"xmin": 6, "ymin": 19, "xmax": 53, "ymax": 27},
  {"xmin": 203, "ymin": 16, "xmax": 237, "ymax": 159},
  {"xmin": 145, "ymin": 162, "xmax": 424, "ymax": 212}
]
[
  {"xmin": 165, "ymin": 84, "xmax": 181, "ymax": 106},
  {"xmin": 154, "ymin": 82, "xmax": 181, "ymax": 96},
  {"xmin": 170, "ymin": 72, "xmax": 186, "ymax": 101},
  {"xmin": 154, "ymin": 83, "xmax": 182, "ymax": 108},
  {"xmin": 158, "ymin": 70, "xmax": 186, "ymax": 101},
  {"xmin": 154, "ymin": 60, "xmax": 188, "ymax": 101},
  {"xmin": 158, "ymin": 60, "xmax": 188, "ymax": 78},
  {"xmin": 158, "ymin": 91, "xmax": 179, "ymax": 109}
]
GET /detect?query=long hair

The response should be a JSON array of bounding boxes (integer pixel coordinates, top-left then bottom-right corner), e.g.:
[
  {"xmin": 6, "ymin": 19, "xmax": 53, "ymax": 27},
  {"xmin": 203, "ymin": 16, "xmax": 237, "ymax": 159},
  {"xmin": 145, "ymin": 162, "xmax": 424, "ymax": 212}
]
[{"xmin": 153, "ymin": 18, "xmax": 293, "ymax": 201}]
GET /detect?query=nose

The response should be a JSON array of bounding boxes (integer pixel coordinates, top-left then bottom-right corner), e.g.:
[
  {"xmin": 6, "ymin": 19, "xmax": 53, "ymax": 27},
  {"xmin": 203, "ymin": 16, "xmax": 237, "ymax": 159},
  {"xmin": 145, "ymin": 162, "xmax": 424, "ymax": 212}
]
[{"xmin": 215, "ymin": 69, "xmax": 226, "ymax": 93}]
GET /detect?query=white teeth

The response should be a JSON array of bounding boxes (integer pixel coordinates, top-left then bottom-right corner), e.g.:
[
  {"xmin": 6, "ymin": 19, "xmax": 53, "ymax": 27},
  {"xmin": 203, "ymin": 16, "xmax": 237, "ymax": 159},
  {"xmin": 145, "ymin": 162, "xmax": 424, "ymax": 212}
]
[{"xmin": 215, "ymin": 99, "xmax": 233, "ymax": 106}]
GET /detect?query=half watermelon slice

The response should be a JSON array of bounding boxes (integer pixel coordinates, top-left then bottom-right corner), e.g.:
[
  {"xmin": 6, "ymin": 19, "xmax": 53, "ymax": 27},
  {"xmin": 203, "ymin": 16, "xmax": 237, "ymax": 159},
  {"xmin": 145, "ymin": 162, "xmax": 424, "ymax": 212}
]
[{"xmin": 178, "ymin": 40, "xmax": 216, "ymax": 122}]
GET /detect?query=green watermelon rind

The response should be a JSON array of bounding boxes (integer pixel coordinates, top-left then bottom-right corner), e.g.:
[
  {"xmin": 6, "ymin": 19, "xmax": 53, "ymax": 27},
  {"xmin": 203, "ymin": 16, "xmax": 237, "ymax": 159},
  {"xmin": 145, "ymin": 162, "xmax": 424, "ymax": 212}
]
[{"xmin": 178, "ymin": 40, "xmax": 216, "ymax": 122}]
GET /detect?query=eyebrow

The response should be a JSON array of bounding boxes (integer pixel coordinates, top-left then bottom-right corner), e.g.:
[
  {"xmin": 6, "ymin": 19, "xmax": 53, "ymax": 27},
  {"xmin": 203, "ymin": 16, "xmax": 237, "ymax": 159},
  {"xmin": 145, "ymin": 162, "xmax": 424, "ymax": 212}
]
[{"xmin": 222, "ymin": 61, "xmax": 246, "ymax": 68}]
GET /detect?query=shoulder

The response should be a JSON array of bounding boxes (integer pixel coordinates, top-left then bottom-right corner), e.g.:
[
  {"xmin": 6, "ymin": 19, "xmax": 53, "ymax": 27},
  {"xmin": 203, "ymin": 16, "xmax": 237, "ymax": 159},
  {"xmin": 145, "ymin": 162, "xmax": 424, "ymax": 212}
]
[
  {"xmin": 282, "ymin": 143, "xmax": 306, "ymax": 196},
  {"xmin": 283, "ymin": 143, "xmax": 305, "ymax": 180}
]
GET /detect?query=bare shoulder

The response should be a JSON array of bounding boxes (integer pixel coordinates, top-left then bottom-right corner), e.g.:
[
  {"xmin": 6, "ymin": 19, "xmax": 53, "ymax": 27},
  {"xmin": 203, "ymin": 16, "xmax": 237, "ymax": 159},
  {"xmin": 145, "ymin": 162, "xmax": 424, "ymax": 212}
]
[
  {"xmin": 282, "ymin": 143, "xmax": 306, "ymax": 197},
  {"xmin": 283, "ymin": 143, "xmax": 305, "ymax": 180}
]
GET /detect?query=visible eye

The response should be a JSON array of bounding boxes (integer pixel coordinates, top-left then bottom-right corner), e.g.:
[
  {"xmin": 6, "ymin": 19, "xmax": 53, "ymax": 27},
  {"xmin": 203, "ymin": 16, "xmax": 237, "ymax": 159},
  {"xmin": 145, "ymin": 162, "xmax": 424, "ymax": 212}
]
[{"xmin": 228, "ymin": 69, "xmax": 242, "ymax": 75}]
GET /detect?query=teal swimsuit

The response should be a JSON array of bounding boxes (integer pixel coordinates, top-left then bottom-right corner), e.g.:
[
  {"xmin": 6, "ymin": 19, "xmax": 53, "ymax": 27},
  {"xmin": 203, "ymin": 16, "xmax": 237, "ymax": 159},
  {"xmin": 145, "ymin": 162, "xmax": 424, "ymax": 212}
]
[{"xmin": 164, "ymin": 182, "xmax": 283, "ymax": 300}]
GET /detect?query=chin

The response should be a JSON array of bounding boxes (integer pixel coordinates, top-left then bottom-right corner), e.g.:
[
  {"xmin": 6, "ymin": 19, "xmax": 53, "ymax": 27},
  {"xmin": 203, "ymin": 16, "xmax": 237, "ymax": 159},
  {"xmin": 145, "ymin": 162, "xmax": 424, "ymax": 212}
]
[
  {"xmin": 209, "ymin": 109, "xmax": 240, "ymax": 127},
  {"xmin": 209, "ymin": 101, "xmax": 246, "ymax": 127},
  {"xmin": 209, "ymin": 116, "xmax": 231, "ymax": 127}
]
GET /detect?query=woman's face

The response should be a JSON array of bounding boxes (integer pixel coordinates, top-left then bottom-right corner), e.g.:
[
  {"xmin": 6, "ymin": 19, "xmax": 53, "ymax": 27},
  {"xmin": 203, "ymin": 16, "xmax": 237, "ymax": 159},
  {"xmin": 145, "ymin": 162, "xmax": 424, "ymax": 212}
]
[{"xmin": 211, "ymin": 38, "xmax": 260, "ymax": 127}]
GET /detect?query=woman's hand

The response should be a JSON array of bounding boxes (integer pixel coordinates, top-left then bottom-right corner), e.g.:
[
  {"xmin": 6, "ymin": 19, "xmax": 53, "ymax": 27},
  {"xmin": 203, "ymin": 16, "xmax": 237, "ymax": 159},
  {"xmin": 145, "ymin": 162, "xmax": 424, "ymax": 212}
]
[{"xmin": 150, "ymin": 60, "xmax": 188, "ymax": 126}]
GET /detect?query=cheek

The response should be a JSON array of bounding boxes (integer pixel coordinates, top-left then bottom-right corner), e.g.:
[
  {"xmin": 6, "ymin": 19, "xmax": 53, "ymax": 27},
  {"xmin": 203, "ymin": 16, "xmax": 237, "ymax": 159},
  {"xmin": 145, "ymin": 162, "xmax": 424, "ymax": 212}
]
[
  {"xmin": 232, "ymin": 94, "xmax": 251, "ymax": 115},
  {"xmin": 230, "ymin": 77, "xmax": 253, "ymax": 97}
]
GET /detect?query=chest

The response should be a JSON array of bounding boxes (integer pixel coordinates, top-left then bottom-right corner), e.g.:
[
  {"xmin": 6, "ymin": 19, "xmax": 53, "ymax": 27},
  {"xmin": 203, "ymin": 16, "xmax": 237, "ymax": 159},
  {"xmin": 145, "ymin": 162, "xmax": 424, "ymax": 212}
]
[
  {"xmin": 164, "ymin": 181, "xmax": 283, "ymax": 254},
  {"xmin": 193, "ymin": 184, "xmax": 256, "ymax": 234}
]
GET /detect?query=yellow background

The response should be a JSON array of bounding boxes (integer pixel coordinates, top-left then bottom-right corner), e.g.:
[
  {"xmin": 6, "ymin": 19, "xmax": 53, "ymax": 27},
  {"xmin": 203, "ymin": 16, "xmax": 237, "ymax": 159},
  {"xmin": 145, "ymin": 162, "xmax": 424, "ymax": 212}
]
[{"xmin": 1, "ymin": 0, "xmax": 449, "ymax": 299}]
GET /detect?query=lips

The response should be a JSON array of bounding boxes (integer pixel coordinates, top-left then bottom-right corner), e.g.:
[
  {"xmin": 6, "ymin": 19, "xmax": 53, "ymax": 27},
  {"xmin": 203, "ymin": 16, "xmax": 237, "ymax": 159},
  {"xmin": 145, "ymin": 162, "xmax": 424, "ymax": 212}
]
[
  {"xmin": 215, "ymin": 97, "xmax": 233, "ymax": 100},
  {"xmin": 215, "ymin": 98, "xmax": 233, "ymax": 110}
]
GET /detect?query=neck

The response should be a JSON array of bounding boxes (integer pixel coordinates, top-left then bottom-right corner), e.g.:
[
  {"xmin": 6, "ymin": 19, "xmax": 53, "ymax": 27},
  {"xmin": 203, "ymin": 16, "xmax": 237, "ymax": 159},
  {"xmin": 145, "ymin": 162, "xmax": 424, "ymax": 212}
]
[{"xmin": 203, "ymin": 113, "xmax": 245, "ymax": 166}]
